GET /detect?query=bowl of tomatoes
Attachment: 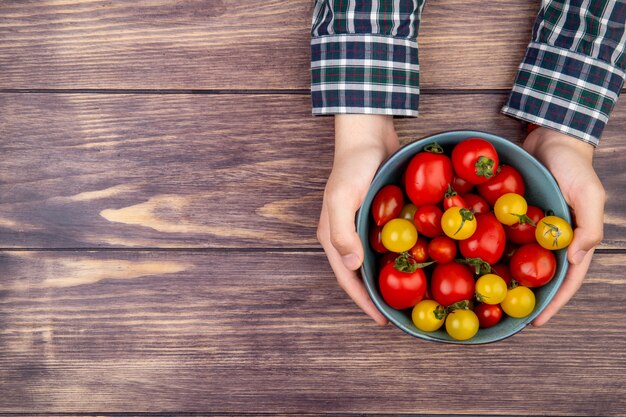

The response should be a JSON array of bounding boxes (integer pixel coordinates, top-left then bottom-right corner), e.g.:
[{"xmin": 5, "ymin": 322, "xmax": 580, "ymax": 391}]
[{"xmin": 356, "ymin": 130, "xmax": 572, "ymax": 344}]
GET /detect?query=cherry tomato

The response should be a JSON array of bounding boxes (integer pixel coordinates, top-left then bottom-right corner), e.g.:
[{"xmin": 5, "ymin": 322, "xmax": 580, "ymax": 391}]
[
  {"xmin": 414, "ymin": 205, "xmax": 444, "ymax": 238},
  {"xmin": 475, "ymin": 303, "xmax": 502, "ymax": 328},
  {"xmin": 462, "ymin": 193, "xmax": 490, "ymax": 214},
  {"xmin": 501, "ymin": 286, "xmax": 536, "ymax": 318},
  {"xmin": 404, "ymin": 145, "xmax": 454, "ymax": 206},
  {"xmin": 379, "ymin": 261, "xmax": 427, "ymax": 310},
  {"xmin": 409, "ymin": 237, "xmax": 430, "ymax": 263},
  {"xmin": 535, "ymin": 215, "xmax": 574, "ymax": 250},
  {"xmin": 399, "ymin": 203, "xmax": 418, "ymax": 221},
  {"xmin": 494, "ymin": 193, "xmax": 528, "ymax": 226},
  {"xmin": 428, "ymin": 236, "xmax": 457, "ymax": 264},
  {"xmin": 369, "ymin": 225, "xmax": 388, "ymax": 254},
  {"xmin": 443, "ymin": 185, "xmax": 468, "ymax": 209},
  {"xmin": 445, "ymin": 309, "xmax": 479, "ymax": 340},
  {"xmin": 510, "ymin": 243, "xmax": 556, "ymax": 288},
  {"xmin": 475, "ymin": 273, "xmax": 508, "ymax": 305},
  {"xmin": 452, "ymin": 175, "xmax": 474, "ymax": 194},
  {"xmin": 451, "ymin": 138, "xmax": 499, "ymax": 184},
  {"xmin": 505, "ymin": 205, "xmax": 544, "ymax": 245},
  {"xmin": 458, "ymin": 212, "xmax": 505, "ymax": 264},
  {"xmin": 491, "ymin": 263, "xmax": 513, "ymax": 285},
  {"xmin": 372, "ymin": 185, "xmax": 404, "ymax": 226},
  {"xmin": 477, "ymin": 165, "xmax": 526, "ymax": 206},
  {"xmin": 381, "ymin": 218, "xmax": 418, "ymax": 253},
  {"xmin": 431, "ymin": 262, "xmax": 475, "ymax": 306},
  {"xmin": 441, "ymin": 207, "xmax": 477, "ymax": 240},
  {"xmin": 412, "ymin": 300, "xmax": 446, "ymax": 332}
]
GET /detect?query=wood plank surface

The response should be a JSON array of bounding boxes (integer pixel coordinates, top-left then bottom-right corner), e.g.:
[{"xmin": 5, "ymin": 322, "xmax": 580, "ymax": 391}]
[
  {"xmin": 0, "ymin": 250, "xmax": 624, "ymax": 415},
  {"xmin": 0, "ymin": 0, "xmax": 538, "ymax": 90},
  {"xmin": 1, "ymin": 93, "xmax": 624, "ymax": 249},
  {"xmin": 3, "ymin": 1, "xmax": 625, "ymax": 416}
]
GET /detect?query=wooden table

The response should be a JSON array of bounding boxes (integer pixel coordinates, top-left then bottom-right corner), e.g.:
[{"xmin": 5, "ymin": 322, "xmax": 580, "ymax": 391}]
[{"xmin": 1, "ymin": 1, "xmax": 625, "ymax": 415}]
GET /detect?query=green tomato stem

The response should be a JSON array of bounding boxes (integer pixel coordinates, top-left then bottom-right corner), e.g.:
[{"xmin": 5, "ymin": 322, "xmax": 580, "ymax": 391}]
[
  {"xmin": 424, "ymin": 142, "xmax": 444, "ymax": 154},
  {"xmin": 457, "ymin": 257, "xmax": 491, "ymax": 275},
  {"xmin": 541, "ymin": 220, "xmax": 563, "ymax": 248},
  {"xmin": 394, "ymin": 253, "xmax": 435, "ymax": 272},
  {"xmin": 475, "ymin": 155, "xmax": 496, "ymax": 178},
  {"xmin": 445, "ymin": 183, "xmax": 457, "ymax": 199},
  {"xmin": 453, "ymin": 208, "xmax": 475, "ymax": 236}
]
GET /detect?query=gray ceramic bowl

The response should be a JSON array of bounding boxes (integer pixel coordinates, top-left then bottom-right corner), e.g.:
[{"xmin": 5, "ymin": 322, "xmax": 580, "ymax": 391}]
[{"xmin": 356, "ymin": 130, "xmax": 570, "ymax": 344}]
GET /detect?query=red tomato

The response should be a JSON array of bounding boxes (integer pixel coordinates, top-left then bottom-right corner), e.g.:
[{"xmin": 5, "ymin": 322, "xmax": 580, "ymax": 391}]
[
  {"xmin": 451, "ymin": 138, "xmax": 499, "ymax": 184},
  {"xmin": 404, "ymin": 148, "xmax": 454, "ymax": 206},
  {"xmin": 505, "ymin": 205, "xmax": 544, "ymax": 245},
  {"xmin": 431, "ymin": 262, "xmax": 475, "ymax": 306},
  {"xmin": 510, "ymin": 243, "xmax": 557, "ymax": 288},
  {"xmin": 428, "ymin": 236, "xmax": 457, "ymax": 264},
  {"xmin": 414, "ymin": 205, "xmax": 444, "ymax": 238},
  {"xmin": 443, "ymin": 185, "xmax": 468, "ymax": 210},
  {"xmin": 409, "ymin": 237, "xmax": 430, "ymax": 263},
  {"xmin": 475, "ymin": 303, "xmax": 503, "ymax": 328},
  {"xmin": 371, "ymin": 185, "xmax": 404, "ymax": 226},
  {"xmin": 462, "ymin": 193, "xmax": 490, "ymax": 215},
  {"xmin": 490, "ymin": 263, "xmax": 513, "ymax": 285},
  {"xmin": 379, "ymin": 262, "xmax": 427, "ymax": 309},
  {"xmin": 369, "ymin": 225, "xmax": 388, "ymax": 254},
  {"xmin": 477, "ymin": 165, "xmax": 525, "ymax": 206},
  {"xmin": 452, "ymin": 176, "xmax": 474, "ymax": 194},
  {"xmin": 458, "ymin": 213, "xmax": 506, "ymax": 264}
]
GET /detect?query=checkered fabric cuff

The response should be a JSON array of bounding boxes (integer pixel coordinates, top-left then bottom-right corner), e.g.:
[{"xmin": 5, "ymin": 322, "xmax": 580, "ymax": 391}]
[
  {"xmin": 311, "ymin": 34, "xmax": 419, "ymax": 117},
  {"xmin": 502, "ymin": 42, "xmax": 625, "ymax": 146}
]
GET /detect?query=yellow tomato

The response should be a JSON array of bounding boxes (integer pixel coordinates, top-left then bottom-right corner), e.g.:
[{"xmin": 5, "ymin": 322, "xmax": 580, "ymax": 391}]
[
  {"xmin": 475, "ymin": 274, "xmax": 508, "ymax": 305},
  {"xmin": 501, "ymin": 286, "xmax": 536, "ymax": 318},
  {"xmin": 441, "ymin": 207, "xmax": 477, "ymax": 240},
  {"xmin": 381, "ymin": 218, "xmax": 418, "ymax": 253},
  {"xmin": 494, "ymin": 193, "xmax": 528, "ymax": 226},
  {"xmin": 535, "ymin": 215, "xmax": 573, "ymax": 250},
  {"xmin": 412, "ymin": 300, "xmax": 445, "ymax": 332},
  {"xmin": 445, "ymin": 309, "xmax": 479, "ymax": 340}
]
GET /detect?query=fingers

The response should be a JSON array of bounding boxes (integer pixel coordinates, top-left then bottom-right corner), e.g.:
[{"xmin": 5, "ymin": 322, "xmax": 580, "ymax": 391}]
[
  {"xmin": 318, "ymin": 200, "xmax": 388, "ymax": 326},
  {"xmin": 325, "ymin": 184, "xmax": 365, "ymax": 270},
  {"xmin": 533, "ymin": 181, "xmax": 603, "ymax": 326},
  {"xmin": 568, "ymin": 182, "xmax": 605, "ymax": 265},
  {"xmin": 532, "ymin": 248, "xmax": 594, "ymax": 327}
]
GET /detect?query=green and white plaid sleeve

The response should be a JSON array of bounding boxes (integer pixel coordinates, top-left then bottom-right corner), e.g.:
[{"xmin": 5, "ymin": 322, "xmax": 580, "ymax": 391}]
[
  {"xmin": 502, "ymin": 0, "xmax": 626, "ymax": 146},
  {"xmin": 311, "ymin": 0, "xmax": 425, "ymax": 116}
]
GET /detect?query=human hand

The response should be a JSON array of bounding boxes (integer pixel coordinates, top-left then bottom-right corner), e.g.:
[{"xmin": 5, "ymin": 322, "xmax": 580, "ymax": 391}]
[
  {"xmin": 522, "ymin": 127, "xmax": 606, "ymax": 326},
  {"xmin": 317, "ymin": 114, "xmax": 400, "ymax": 325}
]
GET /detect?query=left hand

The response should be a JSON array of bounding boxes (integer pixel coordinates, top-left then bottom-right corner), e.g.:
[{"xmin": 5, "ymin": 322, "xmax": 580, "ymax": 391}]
[
  {"xmin": 522, "ymin": 127, "xmax": 606, "ymax": 326},
  {"xmin": 317, "ymin": 115, "xmax": 399, "ymax": 325}
]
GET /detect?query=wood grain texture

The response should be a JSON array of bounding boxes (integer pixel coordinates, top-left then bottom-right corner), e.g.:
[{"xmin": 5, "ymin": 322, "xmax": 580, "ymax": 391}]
[
  {"xmin": 0, "ymin": 250, "xmax": 624, "ymax": 415},
  {"xmin": 0, "ymin": 415, "xmax": 536, "ymax": 417},
  {"xmin": 0, "ymin": 415, "xmax": 548, "ymax": 417},
  {"xmin": 1, "ymin": 93, "xmax": 625, "ymax": 249},
  {"xmin": 0, "ymin": 0, "xmax": 538, "ymax": 90}
]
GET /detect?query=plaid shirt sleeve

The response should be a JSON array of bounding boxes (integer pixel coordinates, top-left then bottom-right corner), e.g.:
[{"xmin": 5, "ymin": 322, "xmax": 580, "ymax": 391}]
[
  {"xmin": 311, "ymin": 0, "xmax": 424, "ymax": 116},
  {"xmin": 502, "ymin": 0, "xmax": 626, "ymax": 146}
]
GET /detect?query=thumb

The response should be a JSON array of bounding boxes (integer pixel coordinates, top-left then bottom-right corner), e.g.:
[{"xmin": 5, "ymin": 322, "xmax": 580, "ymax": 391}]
[
  {"xmin": 568, "ymin": 185, "xmax": 605, "ymax": 265},
  {"xmin": 326, "ymin": 189, "xmax": 365, "ymax": 271}
]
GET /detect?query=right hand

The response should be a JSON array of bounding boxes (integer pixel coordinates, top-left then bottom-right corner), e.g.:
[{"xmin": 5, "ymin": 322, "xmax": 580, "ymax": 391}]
[
  {"xmin": 317, "ymin": 114, "xmax": 400, "ymax": 325},
  {"xmin": 522, "ymin": 127, "xmax": 605, "ymax": 326}
]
